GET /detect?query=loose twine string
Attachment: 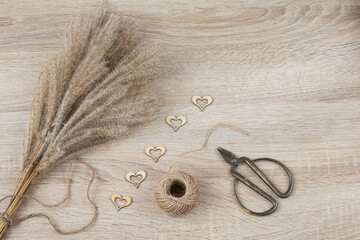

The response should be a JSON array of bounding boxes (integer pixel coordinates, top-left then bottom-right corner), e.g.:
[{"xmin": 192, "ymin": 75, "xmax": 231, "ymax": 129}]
[
  {"xmin": 168, "ymin": 123, "xmax": 248, "ymax": 172},
  {"xmin": 178, "ymin": 122, "xmax": 249, "ymax": 163},
  {"xmin": 157, "ymin": 123, "xmax": 249, "ymax": 215},
  {"xmin": 0, "ymin": 157, "xmax": 98, "ymax": 235},
  {"xmin": 0, "ymin": 123, "xmax": 249, "ymax": 229}
]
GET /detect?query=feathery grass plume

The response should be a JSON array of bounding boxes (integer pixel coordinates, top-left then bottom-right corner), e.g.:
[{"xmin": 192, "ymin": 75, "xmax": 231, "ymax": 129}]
[{"xmin": 0, "ymin": 5, "xmax": 158, "ymax": 238}]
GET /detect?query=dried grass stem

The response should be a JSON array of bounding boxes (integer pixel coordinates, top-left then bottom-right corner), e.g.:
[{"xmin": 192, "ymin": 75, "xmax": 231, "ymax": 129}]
[{"xmin": 0, "ymin": 4, "xmax": 158, "ymax": 238}]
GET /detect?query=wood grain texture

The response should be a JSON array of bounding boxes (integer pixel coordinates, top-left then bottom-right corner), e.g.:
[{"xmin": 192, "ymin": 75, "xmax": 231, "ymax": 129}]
[{"xmin": 0, "ymin": 1, "xmax": 360, "ymax": 239}]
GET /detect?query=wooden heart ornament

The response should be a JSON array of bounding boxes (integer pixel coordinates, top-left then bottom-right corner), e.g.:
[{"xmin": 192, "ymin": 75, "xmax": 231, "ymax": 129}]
[
  {"xmin": 145, "ymin": 146, "xmax": 166, "ymax": 162},
  {"xmin": 125, "ymin": 170, "xmax": 147, "ymax": 188},
  {"xmin": 191, "ymin": 95, "xmax": 213, "ymax": 111},
  {"xmin": 111, "ymin": 193, "xmax": 132, "ymax": 211},
  {"xmin": 165, "ymin": 115, "xmax": 187, "ymax": 132}
]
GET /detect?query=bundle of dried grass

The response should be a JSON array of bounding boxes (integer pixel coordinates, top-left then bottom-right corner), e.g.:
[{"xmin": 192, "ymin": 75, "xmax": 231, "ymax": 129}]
[{"xmin": 0, "ymin": 5, "xmax": 158, "ymax": 238}]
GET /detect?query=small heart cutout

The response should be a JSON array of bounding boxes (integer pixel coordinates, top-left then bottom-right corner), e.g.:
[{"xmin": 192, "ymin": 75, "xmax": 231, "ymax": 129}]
[
  {"xmin": 125, "ymin": 170, "xmax": 147, "ymax": 188},
  {"xmin": 165, "ymin": 115, "xmax": 187, "ymax": 132},
  {"xmin": 111, "ymin": 193, "xmax": 132, "ymax": 211},
  {"xmin": 145, "ymin": 146, "xmax": 166, "ymax": 162},
  {"xmin": 192, "ymin": 96, "xmax": 213, "ymax": 111}
]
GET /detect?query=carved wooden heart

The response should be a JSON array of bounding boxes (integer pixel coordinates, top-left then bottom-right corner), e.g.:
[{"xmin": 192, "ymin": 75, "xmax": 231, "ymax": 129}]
[
  {"xmin": 165, "ymin": 115, "xmax": 187, "ymax": 132},
  {"xmin": 192, "ymin": 95, "xmax": 213, "ymax": 111},
  {"xmin": 110, "ymin": 193, "xmax": 132, "ymax": 211},
  {"xmin": 145, "ymin": 146, "xmax": 166, "ymax": 162},
  {"xmin": 125, "ymin": 170, "xmax": 147, "ymax": 188}
]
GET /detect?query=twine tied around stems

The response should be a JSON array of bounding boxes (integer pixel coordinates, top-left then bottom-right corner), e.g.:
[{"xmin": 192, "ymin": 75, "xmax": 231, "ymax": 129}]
[
  {"xmin": 0, "ymin": 158, "xmax": 98, "ymax": 235},
  {"xmin": 0, "ymin": 214, "xmax": 12, "ymax": 227}
]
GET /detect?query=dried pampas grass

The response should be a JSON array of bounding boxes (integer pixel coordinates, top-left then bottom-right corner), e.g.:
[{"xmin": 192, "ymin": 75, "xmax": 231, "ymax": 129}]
[{"xmin": 0, "ymin": 5, "xmax": 158, "ymax": 238}]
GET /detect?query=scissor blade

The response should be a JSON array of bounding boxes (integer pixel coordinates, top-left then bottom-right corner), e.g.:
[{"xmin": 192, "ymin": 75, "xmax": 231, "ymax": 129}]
[{"xmin": 217, "ymin": 147, "xmax": 237, "ymax": 165}]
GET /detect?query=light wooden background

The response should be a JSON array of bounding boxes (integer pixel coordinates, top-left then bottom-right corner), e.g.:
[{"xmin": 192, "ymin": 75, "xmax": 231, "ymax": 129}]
[{"xmin": 0, "ymin": 0, "xmax": 360, "ymax": 239}]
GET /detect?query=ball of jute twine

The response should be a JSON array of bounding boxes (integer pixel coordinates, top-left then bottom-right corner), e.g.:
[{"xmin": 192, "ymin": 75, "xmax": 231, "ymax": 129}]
[{"xmin": 154, "ymin": 171, "xmax": 199, "ymax": 216}]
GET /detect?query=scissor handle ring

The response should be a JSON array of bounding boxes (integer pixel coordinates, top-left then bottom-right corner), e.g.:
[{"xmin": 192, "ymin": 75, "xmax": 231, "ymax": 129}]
[
  {"xmin": 251, "ymin": 158, "xmax": 294, "ymax": 198},
  {"xmin": 233, "ymin": 175, "xmax": 278, "ymax": 216},
  {"xmin": 231, "ymin": 158, "xmax": 294, "ymax": 216}
]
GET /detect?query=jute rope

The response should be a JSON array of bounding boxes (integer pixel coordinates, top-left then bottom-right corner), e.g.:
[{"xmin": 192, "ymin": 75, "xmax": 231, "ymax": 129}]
[
  {"xmin": 0, "ymin": 157, "xmax": 98, "ymax": 235},
  {"xmin": 154, "ymin": 171, "xmax": 199, "ymax": 216}
]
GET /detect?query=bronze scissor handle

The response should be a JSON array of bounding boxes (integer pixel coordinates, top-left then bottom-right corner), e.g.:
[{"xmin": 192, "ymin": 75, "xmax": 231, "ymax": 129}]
[{"xmin": 230, "ymin": 158, "xmax": 294, "ymax": 216}]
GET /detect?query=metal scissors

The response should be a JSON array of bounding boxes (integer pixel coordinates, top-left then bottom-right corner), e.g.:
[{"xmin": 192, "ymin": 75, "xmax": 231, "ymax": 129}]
[{"xmin": 217, "ymin": 147, "xmax": 294, "ymax": 216}]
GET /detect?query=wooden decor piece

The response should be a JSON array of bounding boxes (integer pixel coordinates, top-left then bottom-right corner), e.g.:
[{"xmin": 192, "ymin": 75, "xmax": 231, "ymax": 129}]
[
  {"xmin": 191, "ymin": 96, "xmax": 213, "ymax": 111},
  {"xmin": 125, "ymin": 171, "xmax": 147, "ymax": 188},
  {"xmin": 165, "ymin": 115, "xmax": 187, "ymax": 132},
  {"xmin": 111, "ymin": 194, "xmax": 132, "ymax": 211},
  {"xmin": 144, "ymin": 146, "xmax": 166, "ymax": 163}
]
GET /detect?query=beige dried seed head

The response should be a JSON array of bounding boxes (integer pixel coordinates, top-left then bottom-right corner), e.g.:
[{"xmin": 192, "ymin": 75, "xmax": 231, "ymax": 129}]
[{"xmin": 22, "ymin": 7, "xmax": 159, "ymax": 174}]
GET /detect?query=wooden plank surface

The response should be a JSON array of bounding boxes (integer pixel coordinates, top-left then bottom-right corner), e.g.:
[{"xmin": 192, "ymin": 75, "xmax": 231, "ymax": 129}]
[{"xmin": 1, "ymin": 1, "xmax": 360, "ymax": 239}]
